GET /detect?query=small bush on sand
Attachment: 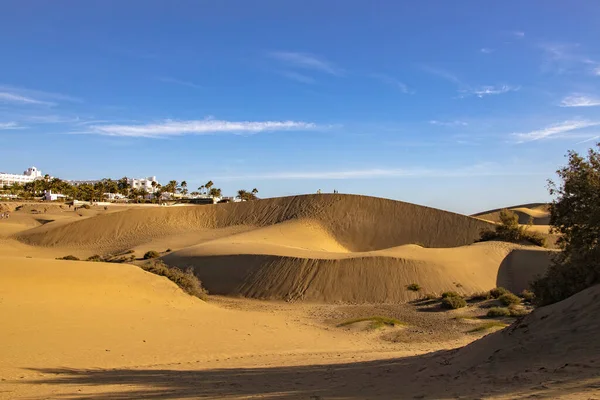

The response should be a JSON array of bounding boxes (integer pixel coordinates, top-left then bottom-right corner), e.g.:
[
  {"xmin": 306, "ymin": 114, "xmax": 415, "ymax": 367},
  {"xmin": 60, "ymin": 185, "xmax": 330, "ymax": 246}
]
[
  {"xmin": 406, "ymin": 283, "xmax": 422, "ymax": 292},
  {"xmin": 498, "ymin": 293, "xmax": 521, "ymax": 306},
  {"xmin": 86, "ymin": 254, "xmax": 103, "ymax": 262},
  {"xmin": 143, "ymin": 250, "xmax": 160, "ymax": 260},
  {"xmin": 468, "ymin": 321, "xmax": 507, "ymax": 333},
  {"xmin": 441, "ymin": 291, "xmax": 460, "ymax": 299},
  {"xmin": 441, "ymin": 296, "xmax": 467, "ymax": 309},
  {"xmin": 421, "ymin": 293, "xmax": 438, "ymax": 300},
  {"xmin": 477, "ymin": 209, "xmax": 546, "ymax": 247},
  {"xmin": 57, "ymin": 255, "xmax": 79, "ymax": 261},
  {"xmin": 520, "ymin": 289, "xmax": 535, "ymax": 302},
  {"xmin": 469, "ymin": 291, "xmax": 492, "ymax": 301},
  {"xmin": 165, "ymin": 248, "xmax": 172, "ymax": 253},
  {"xmin": 338, "ymin": 316, "xmax": 403, "ymax": 330},
  {"xmin": 486, "ymin": 307, "xmax": 511, "ymax": 317},
  {"xmin": 508, "ymin": 306, "xmax": 529, "ymax": 317},
  {"xmin": 489, "ymin": 287, "xmax": 510, "ymax": 299},
  {"xmin": 142, "ymin": 260, "xmax": 207, "ymax": 300}
]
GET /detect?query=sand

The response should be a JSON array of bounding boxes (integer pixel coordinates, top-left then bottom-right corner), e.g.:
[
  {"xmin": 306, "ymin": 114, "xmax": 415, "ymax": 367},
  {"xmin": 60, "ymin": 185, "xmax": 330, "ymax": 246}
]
[
  {"xmin": 473, "ymin": 202, "xmax": 551, "ymax": 225},
  {"xmin": 1, "ymin": 195, "xmax": 595, "ymax": 399}
]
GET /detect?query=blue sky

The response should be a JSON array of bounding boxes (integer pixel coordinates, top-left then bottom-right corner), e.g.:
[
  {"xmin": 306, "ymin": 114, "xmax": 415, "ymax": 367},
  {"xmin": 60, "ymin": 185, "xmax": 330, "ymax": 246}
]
[{"xmin": 1, "ymin": 1, "xmax": 599, "ymax": 214}]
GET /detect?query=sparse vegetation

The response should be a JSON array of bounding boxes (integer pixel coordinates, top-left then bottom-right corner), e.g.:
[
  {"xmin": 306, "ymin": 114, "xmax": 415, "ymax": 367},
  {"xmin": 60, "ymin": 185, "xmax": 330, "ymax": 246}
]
[
  {"xmin": 477, "ymin": 209, "xmax": 546, "ymax": 247},
  {"xmin": 489, "ymin": 287, "xmax": 510, "ymax": 299},
  {"xmin": 468, "ymin": 321, "xmax": 508, "ymax": 333},
  {"xmin": 469, "ymin": 291, "xmax": 492, "ymax": 301},
  {"xmin": 498, "ymin": 293, "xmax": 521, "ymax": 306},
  {"xmin": 337, "ymin": 316, "xmax": 403, "ymax": 330},
  {"xmin": 421, "ymin": 293, "xmax": 438, "ymax": 300},
  {"xmin": 57, "ymin": 255, "xmax": 79, "ymax": 261},
  {"xmin": 532, "ymin": 143, "xmax": 600, "ymax": 305},
  {"xmin": 141, "ymin": 260, "xmax": 208, "ymax": 300},
  {"xmin": 507, "ymin": 306, "xmax": 529, "ymax": 317},
  {"xmin": 143, "ymin": 250, "xmax": 160, "ymax": 260},
  {"xmin": 406, "ymin": 283, "xmax": 422, "ymax": 292},
  {"xmin": 441, "ymin": 291, "xmax": 460, "ymax": 299},
  {"xmin": 441, "ymin": 295, "xmax": 467, "ymax": 309},
  {"xmin": 86, "ymin": 254, "xmax": 102, "ymax": 262},
  {"xmin": 486, "ymin": 307, "xmax": 511, "ymax": 317},
  {"xmin": 520, "ymin": 289, "xmax": 535, "ymax": 302}
]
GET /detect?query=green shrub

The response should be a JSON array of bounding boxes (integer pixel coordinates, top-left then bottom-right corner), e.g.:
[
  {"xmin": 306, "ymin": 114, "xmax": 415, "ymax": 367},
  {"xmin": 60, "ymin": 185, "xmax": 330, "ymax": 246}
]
[
  {"xmin": 498, "ymin": 293, "xmax": 521, "ymax": 306},
  {"xmin": 486, "ymin": 307, "xmax": 511, "ymax": 317},
  {"xmin": 142, "ymin": 260, "xmax": 207, "ymax": 300},
  {"xmin": 406, "ymin": 283, "xmax": 421, "ymax": 292},
  {"xmin": 143, "ymin": 250, "xmax": 160, "ymax": 260},
  {"xmin": 57, "ymin": 255, "xmax": 79, "ymax": 261},
  {"xmin": 469, "ymin": 291, "xmax": 492, "ymax": 301},
  {"xmin": 520, "ymin": 289, "xmax": 535, "ymax": 302},
  {"xmin": 441, "ymin": 296, "xmax": 467, "ymax": 309},
  {"xmin": 86, "ymin": 254, "xmax": 103, "ymax": 262},
  {"xmin": 489, "ymin": 287, "xmax": 510, "ymax": 299},
  {"xmin": 441, "ymin": 291, "xmax": 460, "ymax": 298},
  {"xmin": 477, "ymin": 209, "xmax": 546, "ymax": 247}
]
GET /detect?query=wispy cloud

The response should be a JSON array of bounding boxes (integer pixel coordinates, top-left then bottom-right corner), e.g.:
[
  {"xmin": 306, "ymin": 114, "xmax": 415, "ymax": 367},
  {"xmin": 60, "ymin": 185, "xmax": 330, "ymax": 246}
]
[
  {"xmin": 512, "ymin": 31, "xmax": 525, "ymax": 38},
  {"xmin": 370, "ymin": 74, "xmax": 412, "ymax": 94},
  {"xmin": 421, "ymin": 66, "xmax": 462, "ymax": 85},
  {"xmin": 560, "ymin": 94, "xmax": 600, "ymax": 107},
  {"xmin": 595, "ymin": 67, "xmax": 600, "ymax": 76},
  {"xmin": 480, "ymin": 48, "xmax": 494, "ymax": 54},
  {"xmin": 513, "ymin": 120, "xmax": 600, "ymax": 143},
  {"xmin": 429, "ymin": 120, "xmax": 468, "ymax": 127},
  {"xmin": 575, "ymin": 135, "xmax": 600, "ymax": 145},
  {"xmin": 157, "ymin": 77, "xmax": 202, "ymax": 89},
  {"xmin": 279, "ymin": 71, "xmax": 316, "ymax": 84},
  {"xmin": 0, "ymin": 92, "xmax": 53, "ymax": 106},
  {"xmin": 214, "ymin": 163, "xmax": 541, "ymax": 181},
  {"xmin": 539, "ymin": 42, "xmax": 598, "ymax": 75},
  {"xmin": 81, "ymin": 118, "xmax": 319, "ymax": 138},
  {"xmin": 0, "ymin": 122, "xmax": 23, "ymax": 130},
  {"xmin": 461, "ymin": 85, "xmax": 520, "ymax": 98},
  {"xmin": 0, "ymin": 85, "xmax": 81, "ymax": 106},
  {"xmin": 269, "ymin": 52, "xmax": 342, "ymax": 75}
]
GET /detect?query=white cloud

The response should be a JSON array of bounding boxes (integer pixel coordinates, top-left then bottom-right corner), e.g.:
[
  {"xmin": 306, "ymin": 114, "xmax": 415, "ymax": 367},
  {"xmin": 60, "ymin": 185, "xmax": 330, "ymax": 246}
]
[
  {"xmin": 0, "ymin": 92, "xmax": 53, "ymax": 105},
  {"xmin": 594, "ymin": 67, "xmax": 600, "ymax": 76},
  {"xmin": 269, "ymin": 52, "xmax": 342, "ymax": 75},
  {"xmin": 429, "ymin": 120, "xmax": 468, "ymax": 127},
  {"xmin": 480, "ymin": 48, "xmax": 494, "ymax": 54},
  {"xmin": 560, "ymin": 95, "xmax": 600, "ymax": 107},
  {"xmin": 421, "ymin": 66, "xmax": 462, "ymax": 85},
  {"xmin": 463, "ymin": 85, "xmax": 520, "ymax": 98},
  {"xmin": 157, "ymin": 77, "xmax": 202, "ymax": 89},
  {"xmin": 575, "ymin": 135, "xmax": 600, "ymax": 145},
  {"xmin": 513, "ymin": 120, "xmax": 600, "ymax": 143},
  {"xmin": 84, "ymin": 118, "xmax": 319, "ymax": 138},
  {"xmin": 512, "ymin": 31, "xmax": 525, "ymax": 38},
  {"xmin": 214, "ymin": 163, "xmax": 541, "ymax": 181},
  {"xmin": 538, "ymin": 42, "xmax": 598, "ymax": 75},
  {"xmin": 370, "ymin": 74, "xmax": 412, "ymax": 94},
  {"xmin": 279, "ymin": 71, "xmax": 316, "ymax": 84},
  {"xmin": 0, "ymin": 122, "xmax": 23, "ymax": 130}
]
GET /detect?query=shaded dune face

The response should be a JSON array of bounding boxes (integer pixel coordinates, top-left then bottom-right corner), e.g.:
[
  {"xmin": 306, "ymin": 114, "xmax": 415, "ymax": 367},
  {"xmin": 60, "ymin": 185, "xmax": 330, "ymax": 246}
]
[
  {"xmin": 472, "ymin": 203, "xmax": 551, "ymax": 225},
  {"xmin": 14, "ymin": 194, "xmax": 552, "ymax": 303}
]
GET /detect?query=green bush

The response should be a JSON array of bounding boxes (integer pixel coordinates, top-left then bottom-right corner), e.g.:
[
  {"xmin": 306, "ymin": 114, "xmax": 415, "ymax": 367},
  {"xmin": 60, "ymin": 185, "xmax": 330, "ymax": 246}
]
[
  {"xmin": 486, "ymin": 307, "xmax": 511, "ymax": 317},
  {"xmin": 477, "ymin": 209, "xmax": 546, "ymax": 247},
  {"xmin": 142, "ymin": 260, "xmax": 208, "ymax": 300},
  {"xmin": 406, "ymin": 283, "xmax": 422, "ymax": 292},
  {"xmin": 143, "ymin": 250, "xmax": 160, "ymax": 260},
  {"xmin": 498, "ymin": 293, "xmax": 521, "ymax": 306},
  {"xmin": 57, "ymin": 255, "xmax": 79, "ymax": 261},
  {"xmin": 520, "ymin": 289, "xmax": 535, "ymax": 302},
  {"xmin": 441, "ymin": 291, "xmax": 460, "ymax": 298},
  {"xmin": 469, "ymin": 291, "xmax": 492, "ymax": 301},
  {"xmin": 489, "ymin": 287, "xmax": 510, "ymax": 299},
  {"xmin": 441, "ymin": 296, "xmax": 467, "ymax": 309}
]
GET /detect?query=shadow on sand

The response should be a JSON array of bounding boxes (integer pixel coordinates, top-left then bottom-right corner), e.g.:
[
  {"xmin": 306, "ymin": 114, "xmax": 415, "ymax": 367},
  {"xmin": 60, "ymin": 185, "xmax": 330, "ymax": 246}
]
[{"xmin": 24, "ymin": 351, "xmax": 599, "ymax": 400}]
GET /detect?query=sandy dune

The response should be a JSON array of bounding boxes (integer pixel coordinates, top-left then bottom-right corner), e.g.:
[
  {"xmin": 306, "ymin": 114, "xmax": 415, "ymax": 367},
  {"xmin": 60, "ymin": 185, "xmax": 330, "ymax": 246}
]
[{"xmin": 474, "ymin": 202, "xmax": 551, "ymax": 225}]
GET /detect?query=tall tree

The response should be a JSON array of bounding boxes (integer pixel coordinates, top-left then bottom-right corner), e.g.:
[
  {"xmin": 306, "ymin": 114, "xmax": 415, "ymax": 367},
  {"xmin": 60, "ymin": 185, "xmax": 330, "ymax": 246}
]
[
  {"xmin": 205, "ymin": 180, "xmax": 214, "ymax": 194},
  {"xmin": 180, "ymin": 181, "xmax": 188, "ymax": 196},
  {"xmin": 533, "ymin": 143, "xmax": 600, "ymax": 305}
]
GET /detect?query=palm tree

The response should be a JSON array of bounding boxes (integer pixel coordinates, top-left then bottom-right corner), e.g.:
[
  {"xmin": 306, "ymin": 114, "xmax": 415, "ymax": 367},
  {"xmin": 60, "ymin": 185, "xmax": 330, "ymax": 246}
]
[
  {"xmin": 251, "ymin": 188, "xmax": 258, "ymax": 198},
  {"xmin": 180, "ymin": 181, "xmax": 188, "ymax": 196},
  {"xmin": 198, "ymin": 185, "xmax": 205, "ymax": 195},
  {"xmin": 205, "ymin": 180, "xmax": 214, "ymax": 194},
  {"xmin": 165, "ymin": 180, "xmax": 178, "ymax": 194},
  {"xmin": 209, "ymin": 187, "xmax": 222, "ymax": 198},
  {"xmin": 237, "ymin": 189, "xmax": 248, "ymax": 200}
]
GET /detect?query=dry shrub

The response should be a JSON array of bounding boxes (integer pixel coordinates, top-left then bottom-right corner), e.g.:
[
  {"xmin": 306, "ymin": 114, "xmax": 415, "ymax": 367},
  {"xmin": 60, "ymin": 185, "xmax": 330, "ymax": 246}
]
[
  {"xmin": 143, "ymin": 250, "xmax": 160, "ymax": 260},
  {"xmin": 142, "ymin": 260, "xmax": 208, "ymax": 300},
  {"xmin": 478, "ymin": 209, "xmax": 546, "ymax": 247},
  {"xmin": 498, "ymin": 293, "xmax": 521, "ymax": 306},
  {"xmin": 441, "ymin": 291, "xmax": 460, "ymax": 299},
  {"xmin": 489, "ymin": 287, "xmax": 510, "ymax": 299},
  {"xmin": 406, "ymin": 283, "xmax": 422, "ymax": 292},
  {"xmin": 57, "ymin": 255, "xmax": 79, "ymax": 261},
  {"xmin": 520, "ymin": 289, "xmax": 535, "ymax": 302},
  {"xmin": 441, "ymin": 295, "xmax": 466, "ymax": 309},
  {"xmin": 486, "ymin": 307, "xmax": 511, "ymax": 317}
]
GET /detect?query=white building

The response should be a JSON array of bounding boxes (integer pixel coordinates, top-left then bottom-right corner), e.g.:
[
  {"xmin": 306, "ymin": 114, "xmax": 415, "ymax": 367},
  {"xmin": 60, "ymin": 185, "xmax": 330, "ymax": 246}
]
[
  {"xmin": 0, "ymin": 166, "xmax": 43, "ymax": 187},
  {"xmin": 129, "ymin": 176, "xmax": 158, "ymax": 193},
  {"xmin": 44, "ymin": 190, "xmax": 67, "ymax": 201}
]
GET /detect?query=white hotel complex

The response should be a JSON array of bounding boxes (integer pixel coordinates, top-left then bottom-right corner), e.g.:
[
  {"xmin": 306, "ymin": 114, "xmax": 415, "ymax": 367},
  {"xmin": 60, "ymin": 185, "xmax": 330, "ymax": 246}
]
[
  {"xmin": 0, "ymin": 166, "xmax": 43, "ymax": 187},
  {"xmin": 0, "ymin": 167, "xmax": 159, "ymax": 192}
]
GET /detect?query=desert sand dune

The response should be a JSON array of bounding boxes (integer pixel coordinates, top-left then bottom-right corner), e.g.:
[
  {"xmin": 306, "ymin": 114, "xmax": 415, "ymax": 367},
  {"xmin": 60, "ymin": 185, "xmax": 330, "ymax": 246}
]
[
  {"xmin": 15, "ymin": 194, "xmax": 496, "ymax": 253},
  {"xmin": 473, "ymin": 203, "xmax": 551, "ymax": 225}
]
